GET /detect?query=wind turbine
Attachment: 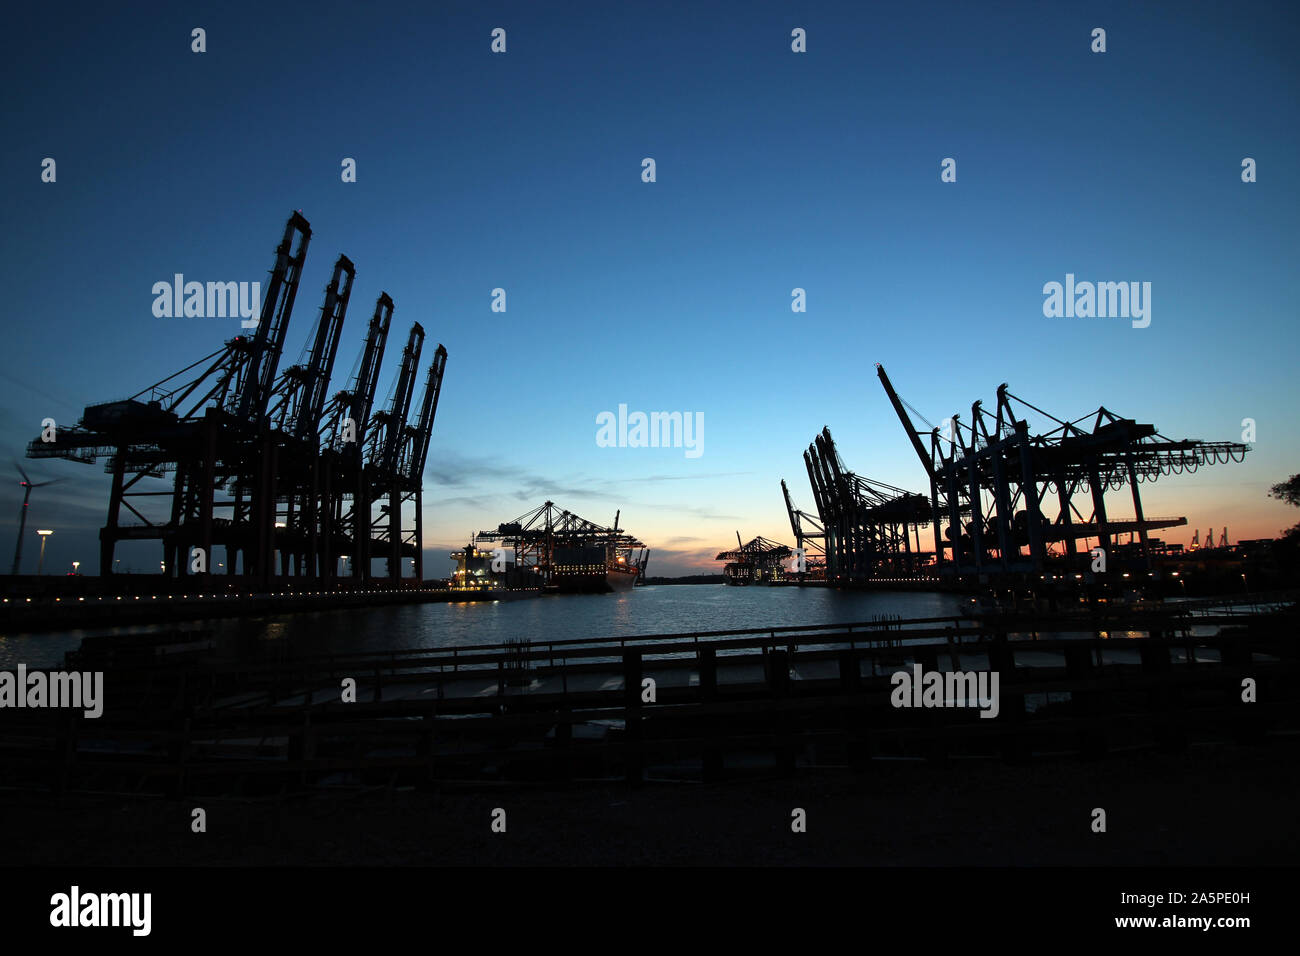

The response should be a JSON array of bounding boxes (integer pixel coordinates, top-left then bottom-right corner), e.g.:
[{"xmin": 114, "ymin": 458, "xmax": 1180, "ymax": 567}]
[{"xmin": 11, "ymin": 462, "xmax": 65, "ymax": 576}]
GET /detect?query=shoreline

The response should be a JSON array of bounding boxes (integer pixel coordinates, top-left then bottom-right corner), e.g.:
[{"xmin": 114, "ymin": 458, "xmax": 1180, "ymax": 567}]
[{"xmin": 0, "ymin": 585, "xmax": 545, "ymax": 635}]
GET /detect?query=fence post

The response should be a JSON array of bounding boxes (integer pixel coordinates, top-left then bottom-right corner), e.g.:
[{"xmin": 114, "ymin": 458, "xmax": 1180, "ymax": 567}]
[
  {"xmin": 553, "ymin": 709, "xmax": 572, "ymax": 780},
  {"xmin": 623, "ymin": 651, "xmax": 643, "ymax": 784},
  {"xmin": 698, "ymin": 647, "xmax": 717, "ymax": 702},
  {"xmin": 768, "ymin": 649, "xmax": 795, "ymax": 774},
  {"xmin": 420, "ymin": 711, "xmax": 435, "ymax": 783},
  {"xmin": 767, "ymin": 648, "xmax": 790, "ymax": 698},
  {"xmin": 838, "ymin": 649, "xmax": 860, "ymax": 692}
]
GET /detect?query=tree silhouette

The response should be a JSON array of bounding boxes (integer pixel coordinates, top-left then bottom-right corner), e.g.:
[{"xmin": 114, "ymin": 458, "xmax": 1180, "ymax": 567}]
[
  {"xmin": 1269, "ymin": 474, "xmax": 1300, "ymax": 508},
  {"xmin": 1269, "ymin": 473, "xmax": 1300, "ymax": 541}
]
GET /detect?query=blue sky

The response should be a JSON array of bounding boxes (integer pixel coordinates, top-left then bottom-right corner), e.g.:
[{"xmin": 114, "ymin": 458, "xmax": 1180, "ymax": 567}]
[{"xmin": 2, "ymin": 0, "xmax": 1297, "ymax": 576}]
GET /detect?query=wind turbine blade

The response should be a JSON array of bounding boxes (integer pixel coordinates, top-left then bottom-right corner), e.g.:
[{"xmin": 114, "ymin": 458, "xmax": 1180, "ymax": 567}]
[{"xmin": 13, "ymin": 460, "xmax": 30, "ymax": 484}]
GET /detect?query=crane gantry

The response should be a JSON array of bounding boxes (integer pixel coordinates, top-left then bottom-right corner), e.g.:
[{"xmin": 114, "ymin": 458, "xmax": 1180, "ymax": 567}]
[{"xmin": 27, "ymin": 212, "xmax": 448, "ymax": 587}]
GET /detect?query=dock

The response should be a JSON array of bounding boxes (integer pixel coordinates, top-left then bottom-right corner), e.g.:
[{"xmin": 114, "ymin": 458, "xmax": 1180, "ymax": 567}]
[
  {"xmin": 0, "ymin": 578, "xmax": 540, "ymax": 632},
  {"xmin": 1, "ymin": 595, "xmax": 1296, "ymax": 798}
]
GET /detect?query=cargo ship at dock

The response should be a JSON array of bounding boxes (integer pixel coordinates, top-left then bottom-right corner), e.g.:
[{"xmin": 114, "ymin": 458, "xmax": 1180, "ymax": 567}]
[
  {"xmin": 551, "ymin": 541, "xmax": 642, "ymax": 592},
  {"xmin": 464, "ymin": 501, "xmax": 648, "ymax": 594}
]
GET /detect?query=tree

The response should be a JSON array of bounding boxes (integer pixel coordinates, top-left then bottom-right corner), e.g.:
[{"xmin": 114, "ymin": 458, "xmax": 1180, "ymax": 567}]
[
  {"xmin": 1268, "ymin": 474, "xmax": 1300, "ymax": 509},
  {"xmin": 1269, "ymin": 473, "xmax": 1300, "ymax": 546}
]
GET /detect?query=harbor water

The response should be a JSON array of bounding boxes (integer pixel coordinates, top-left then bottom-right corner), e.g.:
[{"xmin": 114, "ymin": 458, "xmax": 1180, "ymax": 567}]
[{"xmin": 2, "ymin": 585, "xmax": 973, "ymax": 669}]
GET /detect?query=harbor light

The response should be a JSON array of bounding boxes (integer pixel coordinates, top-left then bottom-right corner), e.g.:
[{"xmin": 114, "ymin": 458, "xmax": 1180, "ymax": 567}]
[{"xmin": 36, "ymin": 529, "xmax": 53, "ymax": 575}]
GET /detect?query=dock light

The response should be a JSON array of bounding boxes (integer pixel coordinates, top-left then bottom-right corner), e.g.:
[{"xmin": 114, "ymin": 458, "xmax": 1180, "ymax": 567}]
[{"xmin": 36, "ymin": 529, "xmax": 53, "ymax": 575}]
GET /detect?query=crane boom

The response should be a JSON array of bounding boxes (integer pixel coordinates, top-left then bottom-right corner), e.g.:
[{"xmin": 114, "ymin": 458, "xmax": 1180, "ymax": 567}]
[
  {"xmin": 876, "ymin": 364, "xmax": 934, "ymax": 479},
  {"xmin": 298, "ymin": 255, "xmax": 353, "ymax": 440},
  {"xmin": 372, "ymin": 323, "xmax": 424, "ymax": 474},
  {"xmin": 405, "ymin": 344, "xmax": 447, "ymax": 482},
  {"xmin": 781, "ymin": 479, "xmax": 801, "ymax": 545},
  {"xmin": 268, "ymin": 254, "xmax": 355, "ymax": 441},
  {"xmin": 233, "ymin": 212, "xmax": 311, "ymax": 424}
]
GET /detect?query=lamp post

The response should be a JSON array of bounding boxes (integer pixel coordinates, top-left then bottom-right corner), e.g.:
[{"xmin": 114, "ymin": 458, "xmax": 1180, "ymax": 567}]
[
  {"xmin": 36, "ymin": 530, "xmax": 53, "ymax": 575},
  {"xmin": 72, "ymin": 561, "xmax": 80, "ymax": 575}
]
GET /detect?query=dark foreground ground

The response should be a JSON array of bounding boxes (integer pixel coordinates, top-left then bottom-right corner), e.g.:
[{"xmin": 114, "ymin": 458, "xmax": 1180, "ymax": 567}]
[{"xmin": 3, "ymin": 738, "xmax": 1297, "ymax": 866}]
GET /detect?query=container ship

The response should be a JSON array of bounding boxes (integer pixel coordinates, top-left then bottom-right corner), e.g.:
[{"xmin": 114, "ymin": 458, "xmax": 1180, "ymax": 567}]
[
  {"xmin": 552, "ymin": 542, "xmax": 642, "ymax": 592},
  {"xmin": 471, "ymin": 501, "xmax": 648, "ymax": 593}
]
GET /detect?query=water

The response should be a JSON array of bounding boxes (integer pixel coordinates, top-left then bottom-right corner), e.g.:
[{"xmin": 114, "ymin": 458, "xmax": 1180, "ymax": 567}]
[{"xmin": 0, "ymin": 585, "xmax": 971, "ymax": 668}]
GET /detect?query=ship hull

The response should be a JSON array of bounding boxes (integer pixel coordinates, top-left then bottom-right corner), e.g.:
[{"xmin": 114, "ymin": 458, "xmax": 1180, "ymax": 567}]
[
  {"xmin": 606, "ymin": 567, "xmax": 638, "ymax": 591},
  {"xmin": 549, "ymin": 566, "xmax": 640, "ymax": 593}
]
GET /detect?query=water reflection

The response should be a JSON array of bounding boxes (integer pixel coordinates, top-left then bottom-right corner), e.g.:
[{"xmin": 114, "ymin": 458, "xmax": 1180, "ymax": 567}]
[{"xmin": 6, "ymin": 585, "xmax": 974, "ymax": 667}]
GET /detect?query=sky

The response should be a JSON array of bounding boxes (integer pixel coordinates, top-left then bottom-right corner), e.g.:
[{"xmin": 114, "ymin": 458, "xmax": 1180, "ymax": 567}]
[{"xmin": 1, "ymin": 0, "xmax": 1297, "ymax": 578}]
